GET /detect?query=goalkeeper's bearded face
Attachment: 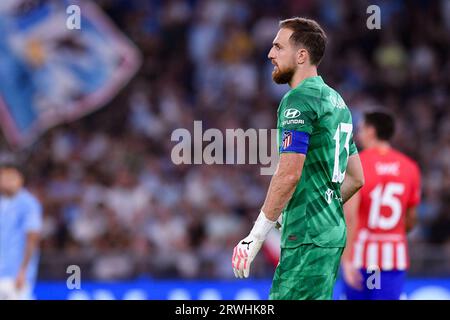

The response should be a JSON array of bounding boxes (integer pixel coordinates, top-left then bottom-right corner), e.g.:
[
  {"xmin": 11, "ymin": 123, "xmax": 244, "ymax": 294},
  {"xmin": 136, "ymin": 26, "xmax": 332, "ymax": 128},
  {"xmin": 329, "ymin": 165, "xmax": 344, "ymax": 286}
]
[{"xmin": 268, "ymin": 28, "xmax": 298, "ymax": 85}]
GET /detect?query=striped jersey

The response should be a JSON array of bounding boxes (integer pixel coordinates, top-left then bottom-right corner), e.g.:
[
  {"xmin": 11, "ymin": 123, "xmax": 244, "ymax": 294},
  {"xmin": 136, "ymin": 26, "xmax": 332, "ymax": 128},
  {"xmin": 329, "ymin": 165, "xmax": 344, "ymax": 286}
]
[{"xmin": 350, "ymin": 147, "xmax": 421, "ymax": 270}]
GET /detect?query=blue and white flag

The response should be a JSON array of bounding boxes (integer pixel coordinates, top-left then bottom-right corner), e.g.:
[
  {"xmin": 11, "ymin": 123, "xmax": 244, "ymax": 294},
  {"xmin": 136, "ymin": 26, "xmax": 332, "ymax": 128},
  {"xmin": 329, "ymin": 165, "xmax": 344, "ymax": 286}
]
[{"xmin": 0, "ymin": 0, "xmax": 141, "ymax": 148}]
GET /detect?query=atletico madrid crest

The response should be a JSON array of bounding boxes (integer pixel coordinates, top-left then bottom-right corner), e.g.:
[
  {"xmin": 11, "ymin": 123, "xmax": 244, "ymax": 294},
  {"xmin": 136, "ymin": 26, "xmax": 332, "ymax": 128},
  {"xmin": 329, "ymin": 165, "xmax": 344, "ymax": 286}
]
[{"xmin": 282, "ymin": 131, "xmax": 292, "ymax": 149}]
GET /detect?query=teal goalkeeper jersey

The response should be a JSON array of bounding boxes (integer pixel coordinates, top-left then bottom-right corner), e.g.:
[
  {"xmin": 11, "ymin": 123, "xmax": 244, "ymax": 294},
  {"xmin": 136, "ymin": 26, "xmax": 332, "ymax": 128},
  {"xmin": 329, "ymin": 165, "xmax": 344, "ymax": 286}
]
[{"xmin": 277, "ymin": 76, "xmax": 358, "ymax": 248}]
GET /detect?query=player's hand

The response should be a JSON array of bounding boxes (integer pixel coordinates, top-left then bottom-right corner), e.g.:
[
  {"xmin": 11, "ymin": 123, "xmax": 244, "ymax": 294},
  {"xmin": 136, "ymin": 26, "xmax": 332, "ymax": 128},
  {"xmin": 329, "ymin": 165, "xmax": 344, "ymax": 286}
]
[
  {"xmin": 232, "ymin": 211, "xmax": 276, "ymax": 278},
  {"xmin": 342, "ymin": 260, "xmax": 363, "ymax": 290},
  {"xmin": 232, "ymin": 234, "xmax": 264, "ymax": 278}
]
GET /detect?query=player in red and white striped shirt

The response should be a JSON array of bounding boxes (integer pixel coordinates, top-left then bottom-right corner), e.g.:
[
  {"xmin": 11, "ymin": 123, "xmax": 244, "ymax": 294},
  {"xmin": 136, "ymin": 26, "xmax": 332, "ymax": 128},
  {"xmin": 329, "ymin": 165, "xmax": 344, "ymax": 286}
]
[{"xmin": 341, "ymin": 111, "xmax": 421, "ymax": 300}]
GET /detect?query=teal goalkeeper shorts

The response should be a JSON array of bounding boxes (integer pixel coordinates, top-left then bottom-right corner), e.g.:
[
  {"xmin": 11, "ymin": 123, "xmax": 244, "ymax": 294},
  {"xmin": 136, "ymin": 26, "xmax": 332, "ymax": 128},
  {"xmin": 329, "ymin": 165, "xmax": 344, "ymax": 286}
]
[{"xmin": 269, "ymin": 244, "xmax": 344, "ymax": 300}]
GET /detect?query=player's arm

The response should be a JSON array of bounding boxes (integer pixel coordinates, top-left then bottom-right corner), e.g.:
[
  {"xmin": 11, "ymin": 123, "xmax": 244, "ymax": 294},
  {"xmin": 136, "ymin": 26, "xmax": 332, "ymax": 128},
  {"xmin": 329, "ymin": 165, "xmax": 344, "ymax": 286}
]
[
  {"xmin": 16, "ymin": 232, "xmax": 41, "ymax": 289},
  {"xmin": 232, "ymin": 119, "xmax": 310, "ymax": 278},
  {"xmin": 16, "ymin": 200, "xmax": 42, "ymax": 290},
  {"xmin": 342, "ymin": 190, "xmax": 360, "ymax": 262},
  {"xmin": 405, "ymin": 163, "xmax": 421, "ymax": 233},
  {"xmin": 232, "ymin": 153, "xmax": 305, "ymax": 278},
  {"xmin": 341, "ymin": 153, "xmax": 365, "ymax": 204},
  {"xmin": 261, "ymin": 153, "xmax": 304, "ymax": 221},
  {"xmin": 340, "ymin": 152, "xmax": 364, "ymax": 289},
  {"xmin": 20, "ymin": 232, "xmax": 40, "ymax": 271},
  {"xmin": 262, "ymin": 154, "xmax": 304, "ymax": 231},
  {"xmin": 341, "ymin": 190, "xmax": 363, "ymax": 289},
  {"xmin": 405, "ymin": 207, "xmax": 417, "ymax": 233}
]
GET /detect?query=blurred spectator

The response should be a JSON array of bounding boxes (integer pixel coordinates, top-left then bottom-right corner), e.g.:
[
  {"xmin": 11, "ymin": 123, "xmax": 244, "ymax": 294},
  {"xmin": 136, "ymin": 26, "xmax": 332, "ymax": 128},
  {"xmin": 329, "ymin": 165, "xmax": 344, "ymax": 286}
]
[{"xmin": 0, "ymin": 161, "xmax": 43, "ymax": 299}]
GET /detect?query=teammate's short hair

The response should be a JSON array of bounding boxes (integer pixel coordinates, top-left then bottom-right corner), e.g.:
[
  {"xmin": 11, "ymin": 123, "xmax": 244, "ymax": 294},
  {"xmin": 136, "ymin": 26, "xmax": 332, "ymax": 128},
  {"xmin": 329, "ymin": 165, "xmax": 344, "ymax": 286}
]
[
  {"xmin": 0, "ymin": 153, "xmax": 24, "ymax": 174},
  {"xmin": 0, "ymin": 162, "xmax": 22, "ymax": 172},
  {"xmin": 363, "ymin": 111, "xmax": 396, "ymax": 141},
  {"xmin": 279, "ymin": 17, "xmax": 327, "ymax": 66}
]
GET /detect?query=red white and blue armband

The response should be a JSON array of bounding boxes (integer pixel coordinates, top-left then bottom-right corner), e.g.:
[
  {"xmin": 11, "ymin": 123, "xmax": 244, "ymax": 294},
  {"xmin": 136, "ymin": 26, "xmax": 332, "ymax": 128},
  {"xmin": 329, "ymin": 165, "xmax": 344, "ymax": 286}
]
[{"xmin": 280, "ymin": 130, "xmax": 310, "ymax": 154}]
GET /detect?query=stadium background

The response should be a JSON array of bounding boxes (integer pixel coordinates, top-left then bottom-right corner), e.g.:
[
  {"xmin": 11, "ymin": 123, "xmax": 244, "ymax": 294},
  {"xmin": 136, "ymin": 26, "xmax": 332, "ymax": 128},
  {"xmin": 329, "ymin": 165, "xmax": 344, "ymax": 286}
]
[{"xmin": 0, "ymin": 0, "xmax": 450, "ymax": 299}]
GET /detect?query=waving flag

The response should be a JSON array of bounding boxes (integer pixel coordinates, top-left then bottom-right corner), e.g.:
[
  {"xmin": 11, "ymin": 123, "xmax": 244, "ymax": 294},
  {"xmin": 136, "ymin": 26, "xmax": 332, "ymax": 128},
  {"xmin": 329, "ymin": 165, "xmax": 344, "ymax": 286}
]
[{"xmin": 0, "ymin": 0, "xmax": 141, "ymax": 148}]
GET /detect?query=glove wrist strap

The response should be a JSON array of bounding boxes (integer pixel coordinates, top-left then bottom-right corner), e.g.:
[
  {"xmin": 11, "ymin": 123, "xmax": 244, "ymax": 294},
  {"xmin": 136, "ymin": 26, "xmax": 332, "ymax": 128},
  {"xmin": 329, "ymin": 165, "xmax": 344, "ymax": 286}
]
[{"xmin": 249, "ymin": 211, "xmax": 276, "ymax": 240}]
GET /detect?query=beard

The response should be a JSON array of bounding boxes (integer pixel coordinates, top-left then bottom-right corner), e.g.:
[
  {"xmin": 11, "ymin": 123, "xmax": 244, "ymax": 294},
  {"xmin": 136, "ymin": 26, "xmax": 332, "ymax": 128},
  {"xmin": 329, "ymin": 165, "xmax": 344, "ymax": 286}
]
[{"xmin": 272, "ymin": 64, "xmax": 295, "ymax": 84}]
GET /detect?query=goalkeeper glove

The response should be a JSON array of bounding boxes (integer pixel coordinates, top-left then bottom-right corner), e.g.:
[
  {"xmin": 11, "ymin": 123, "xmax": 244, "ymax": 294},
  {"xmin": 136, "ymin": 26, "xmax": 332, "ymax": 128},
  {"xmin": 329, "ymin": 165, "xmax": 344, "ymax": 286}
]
[{"xmin": 232, "ymin": 211, "xmax": 276, "ymax": 278}]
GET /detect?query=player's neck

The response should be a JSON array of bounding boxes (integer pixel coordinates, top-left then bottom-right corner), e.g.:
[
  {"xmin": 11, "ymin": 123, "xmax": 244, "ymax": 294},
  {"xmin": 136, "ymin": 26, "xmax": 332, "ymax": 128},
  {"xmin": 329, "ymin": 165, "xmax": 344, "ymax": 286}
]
[
  {"xmin": 366, "ymin": 140, "xmax": 391, "ymax": 150},
  {"xmin": 0, "ymin": 191, "xmax": 16, "ymax": 198},
  {"xmin": 289, "ymin": 67, "xmax": 318, "ymax": 89}
]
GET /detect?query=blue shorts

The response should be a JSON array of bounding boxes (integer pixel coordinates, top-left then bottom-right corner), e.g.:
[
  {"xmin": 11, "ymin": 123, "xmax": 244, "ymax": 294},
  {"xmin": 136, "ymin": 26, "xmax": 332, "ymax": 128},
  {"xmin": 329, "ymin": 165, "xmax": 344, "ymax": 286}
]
[{"xmin": 342, "ymin": 269, "xmax": 406, "ymax": 300}]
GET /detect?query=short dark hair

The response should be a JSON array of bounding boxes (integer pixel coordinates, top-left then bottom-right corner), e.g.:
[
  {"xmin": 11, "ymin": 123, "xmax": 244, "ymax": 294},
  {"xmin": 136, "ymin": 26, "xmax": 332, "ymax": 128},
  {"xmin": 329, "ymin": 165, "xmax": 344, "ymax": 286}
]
[
  {"xmin": 0, "ymin": 153, "xmax": 23, "ymax": 173},
  {"xmin": 279, "ymin": 17, "xmax": 327, "ymax": 65},
  {"xmin": 0, "ymin": 161, "xmax": 23, "ymax": 173},
  {"xmin": 364, "ymin": 111, "xmax": 396, "ymax": 141}
]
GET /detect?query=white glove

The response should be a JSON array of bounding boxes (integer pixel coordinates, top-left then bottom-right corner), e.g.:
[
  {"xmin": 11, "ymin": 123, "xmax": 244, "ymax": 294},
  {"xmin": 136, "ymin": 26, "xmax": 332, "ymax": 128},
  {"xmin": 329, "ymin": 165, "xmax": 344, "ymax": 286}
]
[
  {"xmin": 232, "ymin": 234, "xmax": 264, "ymax": 278},
  {"xmin": 232, "ymin": 211, "xmax": 276, "ymax": 278}
]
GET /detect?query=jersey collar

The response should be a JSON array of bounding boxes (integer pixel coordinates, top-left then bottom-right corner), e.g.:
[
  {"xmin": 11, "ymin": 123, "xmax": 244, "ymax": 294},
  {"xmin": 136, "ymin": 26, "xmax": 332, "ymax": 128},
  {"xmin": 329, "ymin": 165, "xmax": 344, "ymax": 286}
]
[{"xmin": 294, "ymin": 75, "xmax": 324, "ymax": 89}]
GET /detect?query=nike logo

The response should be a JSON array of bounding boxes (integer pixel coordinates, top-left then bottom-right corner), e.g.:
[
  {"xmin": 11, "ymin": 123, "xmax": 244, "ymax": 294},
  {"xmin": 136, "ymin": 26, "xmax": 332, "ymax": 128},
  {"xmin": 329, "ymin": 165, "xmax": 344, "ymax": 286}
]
[{"xmin": 241, "ymin": 240, "xmax": 253, "ymax": 250}]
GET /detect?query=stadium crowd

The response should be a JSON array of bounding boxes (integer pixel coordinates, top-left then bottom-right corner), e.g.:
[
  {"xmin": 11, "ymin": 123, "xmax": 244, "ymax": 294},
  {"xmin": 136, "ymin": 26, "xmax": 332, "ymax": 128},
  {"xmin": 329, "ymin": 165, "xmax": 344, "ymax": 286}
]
[{"xmin": 3, "ymin": 0, "xmax": 449, "ymax": 280}]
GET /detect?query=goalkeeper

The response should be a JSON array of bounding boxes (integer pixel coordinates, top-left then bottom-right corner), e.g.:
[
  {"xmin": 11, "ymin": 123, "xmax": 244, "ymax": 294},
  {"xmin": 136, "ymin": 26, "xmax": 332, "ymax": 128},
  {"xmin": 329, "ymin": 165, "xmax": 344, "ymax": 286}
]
[{"xmin": 231, "ymin": 17, "xmax": 365, "ymax": 300}]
